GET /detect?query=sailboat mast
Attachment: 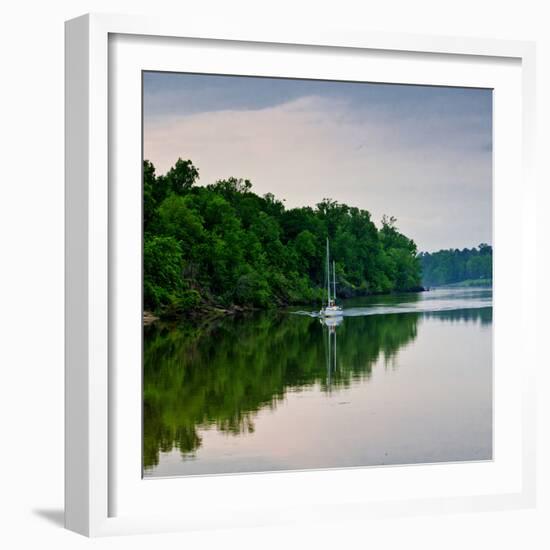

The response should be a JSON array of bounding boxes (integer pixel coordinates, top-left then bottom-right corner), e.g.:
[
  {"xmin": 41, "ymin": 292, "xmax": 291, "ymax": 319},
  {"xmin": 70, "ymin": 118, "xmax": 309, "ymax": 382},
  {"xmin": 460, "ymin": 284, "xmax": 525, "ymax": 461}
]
[
  {"xmin": 326, "ymin": 238, "xmax": 331, "ymax": 305},
  {"xmin": 333, "ymin": 260, "xmax": 336, "ymax": 301}
]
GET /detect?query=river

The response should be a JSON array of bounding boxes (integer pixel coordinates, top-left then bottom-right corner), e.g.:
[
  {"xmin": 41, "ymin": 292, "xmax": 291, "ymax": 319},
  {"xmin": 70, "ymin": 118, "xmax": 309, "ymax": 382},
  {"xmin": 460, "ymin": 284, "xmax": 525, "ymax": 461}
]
[{"xmin": 143, "ymin": 287, "xmax": 492, "ymax": 477}]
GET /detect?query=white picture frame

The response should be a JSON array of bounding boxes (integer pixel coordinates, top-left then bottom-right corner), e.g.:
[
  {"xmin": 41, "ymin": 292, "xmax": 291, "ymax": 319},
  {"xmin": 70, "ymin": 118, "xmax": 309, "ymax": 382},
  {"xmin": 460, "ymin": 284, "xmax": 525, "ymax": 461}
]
[{"xmin": 65, "ymin": 13, "xmax": 537, "ymax": 537}]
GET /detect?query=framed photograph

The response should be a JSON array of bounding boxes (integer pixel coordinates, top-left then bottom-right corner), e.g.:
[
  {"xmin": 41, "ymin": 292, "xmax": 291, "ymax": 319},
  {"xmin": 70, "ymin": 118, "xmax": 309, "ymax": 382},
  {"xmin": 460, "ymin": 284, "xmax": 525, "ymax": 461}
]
[{"xmin": 65, "ymin": 13, "xmax": 537, "ymax": 536}]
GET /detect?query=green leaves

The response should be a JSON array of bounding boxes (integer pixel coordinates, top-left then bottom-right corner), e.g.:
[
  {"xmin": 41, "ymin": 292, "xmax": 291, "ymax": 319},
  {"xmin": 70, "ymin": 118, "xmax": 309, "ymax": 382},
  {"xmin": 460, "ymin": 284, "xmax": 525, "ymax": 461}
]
[
  {"xmin": 164, "ymin": 158, "xmax": 199, "ymax": 195},
  {"xmin": 143, "ymin": 158, "xmax": 424, "ymax": 315},
  {"xmin": 143, "ymin": 235, "xmax": 185, "ymax": 309}
]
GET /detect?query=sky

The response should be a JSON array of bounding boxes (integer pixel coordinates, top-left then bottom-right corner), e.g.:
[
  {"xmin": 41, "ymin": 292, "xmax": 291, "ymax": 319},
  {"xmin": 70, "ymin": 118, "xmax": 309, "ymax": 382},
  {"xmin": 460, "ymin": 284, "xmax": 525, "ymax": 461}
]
[{"xmin": 143, "ymin": 72, "xmax": 492, "ymax": 252}]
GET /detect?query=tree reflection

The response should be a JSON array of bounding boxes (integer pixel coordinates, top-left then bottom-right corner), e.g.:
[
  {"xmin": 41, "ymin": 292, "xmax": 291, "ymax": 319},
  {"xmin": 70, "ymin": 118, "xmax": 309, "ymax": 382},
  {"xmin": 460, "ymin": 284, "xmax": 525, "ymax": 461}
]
[
  {"xmin": 423, "ymin": 307, "xmax": 492, "ymax": 326},
  {"xmin": 321, "ymin": 316, "xmax": 343, "ymax": 392},
  {"xmin": 143, "ymin": 306, "xmax": 490, "ymax": 469},
  {"xmin": 144, "ymin": 308, "xmax": 423, "ymax": 469}
]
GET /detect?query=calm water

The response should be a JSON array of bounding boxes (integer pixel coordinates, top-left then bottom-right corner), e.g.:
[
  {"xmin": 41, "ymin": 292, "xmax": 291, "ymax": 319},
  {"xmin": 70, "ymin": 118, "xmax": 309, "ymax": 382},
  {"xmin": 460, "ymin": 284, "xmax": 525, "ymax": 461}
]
[{"xmin": 143, "ymin": 287, "xmax": 492, "ymax": 477}]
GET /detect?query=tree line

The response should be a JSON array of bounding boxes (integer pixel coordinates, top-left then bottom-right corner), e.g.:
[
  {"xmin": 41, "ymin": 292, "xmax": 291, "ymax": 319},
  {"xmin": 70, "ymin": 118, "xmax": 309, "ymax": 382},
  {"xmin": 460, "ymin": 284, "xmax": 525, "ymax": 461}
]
[
  {"xmin": 143, "ymin": 157, "xmax": 423, "ymax": 316},
  {"xmin": 418, "ymin": 244, "xmax": 492, "ymax": 287}
]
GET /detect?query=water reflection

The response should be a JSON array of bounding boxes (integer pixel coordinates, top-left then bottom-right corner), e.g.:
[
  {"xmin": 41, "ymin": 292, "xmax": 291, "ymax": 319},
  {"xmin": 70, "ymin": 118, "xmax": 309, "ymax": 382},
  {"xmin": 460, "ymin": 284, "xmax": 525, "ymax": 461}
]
[
  {"xmin": 425, "ymin": 306, "xmax": 492, "ymax": 326},
  {"xmin": 143, "ymin": 300, "xmax": 491, "ymax": 472},
  {"xmin": 320, "ymin": 316, "xmax": 343, "ymax": 391},
  {"xmin": 144, "ymin": 308, "xmax": 421, "ymax": 469}
]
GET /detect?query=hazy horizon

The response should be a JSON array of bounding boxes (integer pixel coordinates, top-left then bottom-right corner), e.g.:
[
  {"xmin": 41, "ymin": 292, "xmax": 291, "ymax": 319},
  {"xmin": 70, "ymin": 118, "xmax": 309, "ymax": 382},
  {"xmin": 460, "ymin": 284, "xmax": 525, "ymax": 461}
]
[{"xmin": 143, "ymin": 72, "xmax": 492, "ymax": 253}]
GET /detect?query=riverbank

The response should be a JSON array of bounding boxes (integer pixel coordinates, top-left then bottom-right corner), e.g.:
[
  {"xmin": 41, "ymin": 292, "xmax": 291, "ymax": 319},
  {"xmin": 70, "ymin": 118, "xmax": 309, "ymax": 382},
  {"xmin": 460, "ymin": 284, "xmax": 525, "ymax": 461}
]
[
  {"xmin": 143, "ymin": 286, "xmax": 427, "ymax": 325},
  {"xmin": 143, "ymin": 303, "xmax": 258, "ymax": 325}
]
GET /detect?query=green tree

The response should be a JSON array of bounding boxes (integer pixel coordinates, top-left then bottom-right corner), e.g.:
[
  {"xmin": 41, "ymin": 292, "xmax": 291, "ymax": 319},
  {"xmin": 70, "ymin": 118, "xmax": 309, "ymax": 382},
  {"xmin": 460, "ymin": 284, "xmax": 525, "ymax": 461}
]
[
  {"xmin": 419, "ymin": 244, "xmax": 493, "ymax": 286},
  {"xmin": 143, "ymin": 158, "xmax": 424, "ymax": 316},
  {"xmin": 164, "ymin": 158, "xmax": 199, "ymax": 195}
]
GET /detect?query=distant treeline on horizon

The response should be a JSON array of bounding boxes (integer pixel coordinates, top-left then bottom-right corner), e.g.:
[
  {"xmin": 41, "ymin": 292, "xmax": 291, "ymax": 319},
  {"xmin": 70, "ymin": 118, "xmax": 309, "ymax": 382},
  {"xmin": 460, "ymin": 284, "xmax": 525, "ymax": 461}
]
[
  {"xmin": 143, "ymin": 157, "xmax": 424, "ymax": 316},
  {"xmin": 418, "ymin": 245, "xmax": 492, "ymax": 287}
]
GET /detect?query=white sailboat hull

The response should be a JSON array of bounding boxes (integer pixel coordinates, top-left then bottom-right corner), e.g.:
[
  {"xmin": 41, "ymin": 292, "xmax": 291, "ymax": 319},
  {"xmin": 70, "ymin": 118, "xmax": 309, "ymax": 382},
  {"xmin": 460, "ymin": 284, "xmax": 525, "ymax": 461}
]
[{"xmin": 320, "ymin": 306, "xmax": 343, "ymax": 317}]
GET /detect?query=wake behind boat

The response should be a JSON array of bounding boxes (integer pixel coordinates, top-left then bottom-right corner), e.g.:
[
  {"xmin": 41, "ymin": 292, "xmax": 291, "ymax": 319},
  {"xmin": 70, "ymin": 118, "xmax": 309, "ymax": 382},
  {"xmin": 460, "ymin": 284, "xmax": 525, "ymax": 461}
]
[{"xmin": 320, "ymin": 238, "xmax": 343, "ymax": 318}]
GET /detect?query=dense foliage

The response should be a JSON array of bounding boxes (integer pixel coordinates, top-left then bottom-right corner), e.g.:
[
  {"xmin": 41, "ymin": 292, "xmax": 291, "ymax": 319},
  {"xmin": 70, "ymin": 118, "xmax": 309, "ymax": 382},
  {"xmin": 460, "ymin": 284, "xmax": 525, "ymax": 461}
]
[
  {"xmin": 418, "ymin": 244, "xmax": 492, "ymax": 287},
  {"xmin": 143, "ymin": 158, "xmax": 422, "ymax": 315}
]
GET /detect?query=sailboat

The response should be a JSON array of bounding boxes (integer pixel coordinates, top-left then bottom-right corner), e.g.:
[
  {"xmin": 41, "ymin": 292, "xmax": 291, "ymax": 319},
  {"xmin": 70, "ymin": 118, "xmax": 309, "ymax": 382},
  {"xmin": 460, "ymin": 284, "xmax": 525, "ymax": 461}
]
[{"xmin": 320, "ymin": 238, "xmax": 343, "ymax": 318}]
